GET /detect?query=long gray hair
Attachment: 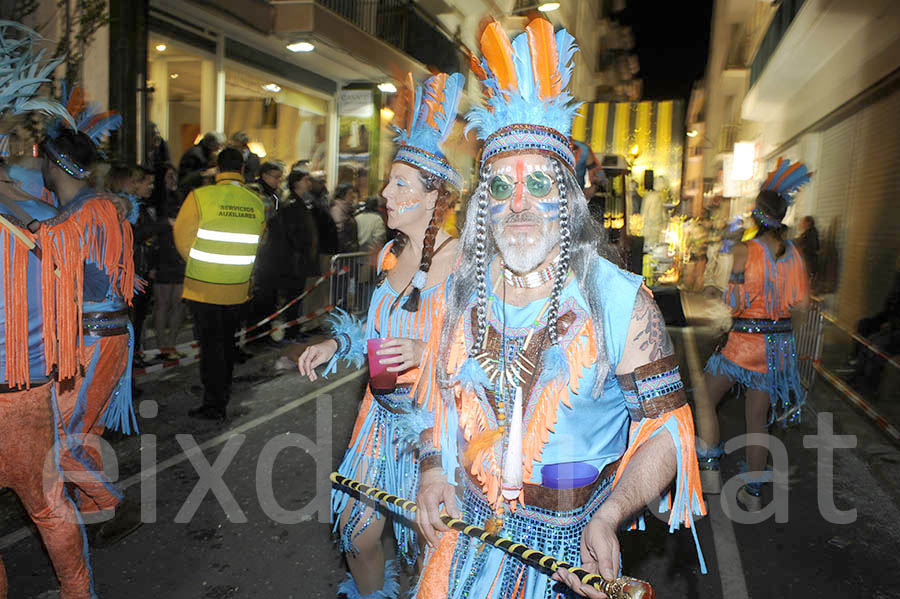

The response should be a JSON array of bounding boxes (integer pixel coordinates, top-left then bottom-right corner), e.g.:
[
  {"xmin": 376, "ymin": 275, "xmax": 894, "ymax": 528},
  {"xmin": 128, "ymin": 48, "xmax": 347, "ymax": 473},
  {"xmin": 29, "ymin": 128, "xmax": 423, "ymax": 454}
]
[{"xmin": 438, "ymin": 155, "xmax": 622, "ymax": 398}]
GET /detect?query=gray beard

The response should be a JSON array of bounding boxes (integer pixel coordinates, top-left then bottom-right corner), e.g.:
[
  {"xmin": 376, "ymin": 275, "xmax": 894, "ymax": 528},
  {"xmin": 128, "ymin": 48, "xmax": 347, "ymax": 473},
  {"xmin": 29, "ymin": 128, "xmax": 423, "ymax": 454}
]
[{"xmin": 492, "ymin": 216, "xmax": 559, "ymax": 274}]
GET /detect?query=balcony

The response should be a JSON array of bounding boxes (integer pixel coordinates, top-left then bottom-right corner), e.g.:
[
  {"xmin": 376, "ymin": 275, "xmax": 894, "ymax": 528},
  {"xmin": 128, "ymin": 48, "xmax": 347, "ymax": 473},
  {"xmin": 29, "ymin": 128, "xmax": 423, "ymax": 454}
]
[
  {"xmin": 317, "ymin": 0, "xmax": 464, "ymax": 74},
  {"xmin": 749, "ymin": 0, "xmax": 807, "ymax": 89}
]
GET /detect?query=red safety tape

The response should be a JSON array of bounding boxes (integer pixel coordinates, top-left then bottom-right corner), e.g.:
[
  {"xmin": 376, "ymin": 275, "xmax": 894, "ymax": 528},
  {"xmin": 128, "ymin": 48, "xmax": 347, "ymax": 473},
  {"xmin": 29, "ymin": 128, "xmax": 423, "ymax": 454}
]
[
  {"xmin": 135, "ymin": 269, "xmax": 345, "ymax": 362},
  {"xmin": 815, "ymin": 363, "xmax": 900, "ymax": 444},
  {"xmin": 133, "ymin": 306, "xmax": 334, "ymax": 376},
  {"xmin": 819, "ymin": 310, "xmax": 900, "ymax": 371}
]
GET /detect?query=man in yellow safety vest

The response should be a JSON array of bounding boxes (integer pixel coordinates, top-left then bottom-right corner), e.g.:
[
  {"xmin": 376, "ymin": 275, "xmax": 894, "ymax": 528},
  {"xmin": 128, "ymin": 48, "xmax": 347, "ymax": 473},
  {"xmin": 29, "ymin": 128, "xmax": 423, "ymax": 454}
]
[{"xmin": 173, "ymin": 147, "xmax": 266, "ymax": 421}]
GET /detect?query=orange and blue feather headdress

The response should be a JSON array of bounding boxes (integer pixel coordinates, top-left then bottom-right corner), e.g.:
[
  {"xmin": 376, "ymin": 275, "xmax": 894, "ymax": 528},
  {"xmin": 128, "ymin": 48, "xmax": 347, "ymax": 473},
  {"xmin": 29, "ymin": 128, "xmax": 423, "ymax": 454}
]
[
  {"xmin": 393, "ymin": 71, "xmax": 464, "ymax": 190},
  {"xmin": 466, "ymin": 18, "xmax": 581, "ymax": 172},
  {"xmin": 0, "ymin": 20, "xmax": 74, "ymax": 158},
  {"xmin": 41, "ymin": 83, "xmax": 123, "ymax": 179},
  {"xmin": 752, "ymin": 157, "xmax": 812, "ymax": 231},
  {"xmin": 760, "ymin": 157, "xmax": 811, "ymax": 203}
]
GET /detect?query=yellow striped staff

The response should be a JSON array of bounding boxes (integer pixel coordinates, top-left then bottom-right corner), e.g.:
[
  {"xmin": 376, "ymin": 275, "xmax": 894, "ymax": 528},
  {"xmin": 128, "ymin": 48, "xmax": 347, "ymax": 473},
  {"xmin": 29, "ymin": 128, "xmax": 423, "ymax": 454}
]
[{"xmin": 330, "ymin": 472, "xmax": 654, "ymax": 599}]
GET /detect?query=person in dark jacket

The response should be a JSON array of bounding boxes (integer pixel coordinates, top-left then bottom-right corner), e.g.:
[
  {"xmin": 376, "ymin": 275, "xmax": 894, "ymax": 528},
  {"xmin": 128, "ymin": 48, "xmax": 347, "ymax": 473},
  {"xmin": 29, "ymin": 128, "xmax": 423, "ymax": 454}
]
[
  {"xmin": 230, "ymin": 131, "xmax": 261, "ymax": 182},
  {"xmin": 253, "ymin": 169, "xmax": 319, "ymax": 340},
  {"xmin": 153, "ymin": 163, "xmax": 188, "ymax": 361},
  {"xmin": 330, "ymin": 182, "xmax": 359, "ymax": 253},
  {"xmin": 795, "ymin": 215, "xmax": 820, "ymax": 282},
  {"xmin": 247, "ymin": 161, "xmax": 284, "ymax": 220},
  {"xmin": 178, "ymin": 131, "xmax": 223, "ymax": 185}
]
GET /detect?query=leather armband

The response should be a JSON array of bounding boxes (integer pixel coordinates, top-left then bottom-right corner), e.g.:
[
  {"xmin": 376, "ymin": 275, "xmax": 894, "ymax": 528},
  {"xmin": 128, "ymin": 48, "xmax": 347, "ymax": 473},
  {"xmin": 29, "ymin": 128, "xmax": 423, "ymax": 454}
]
[{"xmin": 617, "ymin": 355, "xmax": 687, "ymax": 420}]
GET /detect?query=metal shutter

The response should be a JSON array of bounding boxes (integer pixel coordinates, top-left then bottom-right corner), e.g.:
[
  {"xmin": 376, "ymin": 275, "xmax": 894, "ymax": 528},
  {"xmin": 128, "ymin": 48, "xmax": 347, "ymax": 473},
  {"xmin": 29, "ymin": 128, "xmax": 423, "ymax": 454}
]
[{"xmin": 839, "ymin": 89, "xmax": 900, "ymax": 326}]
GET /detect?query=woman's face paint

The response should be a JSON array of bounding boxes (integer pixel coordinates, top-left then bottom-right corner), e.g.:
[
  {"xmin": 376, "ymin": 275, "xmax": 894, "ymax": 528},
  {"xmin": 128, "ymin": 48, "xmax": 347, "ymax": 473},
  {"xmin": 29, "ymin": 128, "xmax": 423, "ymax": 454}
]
[{"xmin": 382, "ymin": 161, "xmax": 430, "ymax": 232}]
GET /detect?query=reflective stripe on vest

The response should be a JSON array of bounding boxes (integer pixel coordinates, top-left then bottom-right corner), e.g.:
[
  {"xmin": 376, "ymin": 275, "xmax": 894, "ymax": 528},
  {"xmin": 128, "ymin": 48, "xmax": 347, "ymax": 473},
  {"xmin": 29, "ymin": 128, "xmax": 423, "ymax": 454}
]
[{"xmin": 185, "ymin": 183, "xmax": 265, "ymax": 285}]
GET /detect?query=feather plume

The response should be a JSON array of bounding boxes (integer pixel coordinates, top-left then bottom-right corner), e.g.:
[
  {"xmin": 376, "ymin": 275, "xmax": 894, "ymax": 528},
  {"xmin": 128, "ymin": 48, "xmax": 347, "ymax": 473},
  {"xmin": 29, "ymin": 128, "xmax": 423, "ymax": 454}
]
[
  {"xmin": 480, "ymin": 20, "xmax": 517, "ymax": 93},
  {"xmin": 510, "ymin": 31, "xmax": 534, "ymax": 102},
  {"xmin": 65, "ymin": 86, "xmax": 85, "ymax": 121},
  {"xmin": 555, "ymin": 28, "xmax": 578, "ymax": 91},
  {"xmin": 761, "ymin": 157, "xmax": 811, "ymax": 205},
  {"xmin": 81, "ymin": 111, "xmax": 122, "ymax": 144},
  {"xmin": 402, "ymin": 72, "xmax": 415, "ymax": 137},
  {"xmin": 0, "ymin": 21, "xmax": 73, "ymax": 127},
  {"xmin": 525, "ymin": 18, "xmax": 560, "ymax": 101}
]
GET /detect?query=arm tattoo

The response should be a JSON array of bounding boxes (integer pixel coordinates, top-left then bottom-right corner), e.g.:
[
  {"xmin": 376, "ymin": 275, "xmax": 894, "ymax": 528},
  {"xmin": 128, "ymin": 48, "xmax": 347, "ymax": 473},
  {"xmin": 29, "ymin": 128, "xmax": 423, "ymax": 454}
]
[{"xmin": 631, "ymin": 290, "xmax": 674, "ymax": 360}]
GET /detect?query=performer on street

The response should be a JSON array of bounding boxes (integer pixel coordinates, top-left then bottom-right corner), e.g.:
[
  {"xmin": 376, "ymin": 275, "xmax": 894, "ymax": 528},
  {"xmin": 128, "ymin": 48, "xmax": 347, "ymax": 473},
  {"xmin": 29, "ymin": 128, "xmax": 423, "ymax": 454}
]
[
  {"xmin": 0, "ymin": 20, "xmax": 95, "ymax": 598},
  {"xmin": 695, "ymin": 159, "xmax": 811, "ymax": 510},
  {"xmin": 298, "ymin": 71, "xmax": 464, "ymax": 599},
  {"xmin": 413, "ymin": 18, "xmax": 705, "ymax": 599},
  {"xmin": 39, "ymin": 92, "xmax": 142, "ymax": 546}
]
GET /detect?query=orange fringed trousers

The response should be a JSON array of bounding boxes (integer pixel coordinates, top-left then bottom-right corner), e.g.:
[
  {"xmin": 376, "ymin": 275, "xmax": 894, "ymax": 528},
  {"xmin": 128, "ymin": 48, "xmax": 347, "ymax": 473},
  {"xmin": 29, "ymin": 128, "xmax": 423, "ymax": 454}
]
[
  {"xmin": 0, "ymin": 383, "xmax": 94, "ymax": 599},
  {"xmin": 56, "ymin": 335, "xmax": 129, "ymax": 514}
]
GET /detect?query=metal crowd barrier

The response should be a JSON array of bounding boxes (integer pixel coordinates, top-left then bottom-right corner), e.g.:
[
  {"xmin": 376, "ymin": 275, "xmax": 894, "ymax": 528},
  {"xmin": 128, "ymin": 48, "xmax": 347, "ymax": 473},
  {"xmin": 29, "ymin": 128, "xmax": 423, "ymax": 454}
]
[
  {"xmin": 796, "ymin": 297, "xmax": 825, "ymax": 391},
  {"xmin": 329, "ymin": 251, "xmax": 379, "ymax": 317}
]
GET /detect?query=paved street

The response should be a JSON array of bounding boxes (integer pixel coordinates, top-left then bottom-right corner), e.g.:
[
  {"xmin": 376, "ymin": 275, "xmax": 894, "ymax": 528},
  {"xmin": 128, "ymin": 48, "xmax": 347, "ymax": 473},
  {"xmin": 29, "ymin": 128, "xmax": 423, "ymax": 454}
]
[{"xmin": 2, "ymin": 319, "xmax": 900, "ymax": 598}]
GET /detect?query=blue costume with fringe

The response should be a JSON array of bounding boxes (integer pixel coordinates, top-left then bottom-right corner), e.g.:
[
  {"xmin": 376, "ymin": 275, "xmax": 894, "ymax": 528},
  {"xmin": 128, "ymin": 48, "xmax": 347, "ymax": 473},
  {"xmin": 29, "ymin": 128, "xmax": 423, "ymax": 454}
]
[{"xmin": 327, "ymin": 242, "xmax": 445, "ymax": 562}]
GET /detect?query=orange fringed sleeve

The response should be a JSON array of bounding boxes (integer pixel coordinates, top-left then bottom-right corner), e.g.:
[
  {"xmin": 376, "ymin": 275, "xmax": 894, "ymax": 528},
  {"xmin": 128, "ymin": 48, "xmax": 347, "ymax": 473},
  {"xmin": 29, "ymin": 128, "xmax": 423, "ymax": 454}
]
[
  {"xmin": 2, "ymin": 230, "xmax": 34, "ymax": 388},
  {"xmin": 38, "ymin": 217, "xmax": 85, "ymax": 381},
  {"xmin": 75, "ymin": 197, "xmax": 136, "ymax": 304},
  {"xmin": 610, "ymin": 404, "xmax": 707, "ymax": 531}
]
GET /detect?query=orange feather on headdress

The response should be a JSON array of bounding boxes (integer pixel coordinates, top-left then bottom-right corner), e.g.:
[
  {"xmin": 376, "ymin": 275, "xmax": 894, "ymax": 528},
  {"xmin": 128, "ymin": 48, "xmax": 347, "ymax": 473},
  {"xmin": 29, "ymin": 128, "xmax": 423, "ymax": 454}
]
[
  {"xmin": 401, "ymin": 72, "xmax": 416, "ymax": 137},
  {"xmin": 423, "ymin": 73, "xmax": 448, "ymax": 129},
  {"xmin": 65, "ymin": 87, "xmax": 85, "ymax": 124},
  {"xmin": 525, "ymin": 18, "xmax": 561, "ymax": 101},
  {"xmin": 480, "ymin": 20, "xmax": 517, "ymax": 93}
]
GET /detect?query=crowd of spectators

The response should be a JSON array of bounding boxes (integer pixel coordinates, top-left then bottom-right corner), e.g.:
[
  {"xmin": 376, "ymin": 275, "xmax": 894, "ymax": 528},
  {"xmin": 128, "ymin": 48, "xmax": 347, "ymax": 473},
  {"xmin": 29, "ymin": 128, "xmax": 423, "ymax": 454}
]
[{"xmin": 110, "ymin": 129, "xmax": 390, "ymax": 367}]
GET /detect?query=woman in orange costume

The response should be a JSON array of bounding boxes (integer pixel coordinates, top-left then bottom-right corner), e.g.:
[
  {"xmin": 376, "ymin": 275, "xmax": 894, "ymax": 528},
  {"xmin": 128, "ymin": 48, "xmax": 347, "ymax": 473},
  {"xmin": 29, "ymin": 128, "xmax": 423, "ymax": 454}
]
[
  {"xmin": 695, "ymin": 158, "xmax": 810, "ymax": 510},
  {"xmin": 297, "ymin": 72, "xmax": 464, "ymax": 599}
]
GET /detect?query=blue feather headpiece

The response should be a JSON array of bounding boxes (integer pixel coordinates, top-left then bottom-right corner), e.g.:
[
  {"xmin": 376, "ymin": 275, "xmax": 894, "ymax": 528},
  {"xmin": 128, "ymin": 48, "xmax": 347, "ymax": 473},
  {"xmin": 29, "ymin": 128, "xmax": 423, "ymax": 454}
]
[
  {"xmin": 392, "ymin": 71, "xmax": 464, "ymax": 190},
  {"xmin": 42, "ymin": 84, "xmax": 123, "ymax": 179},
  {"xmin": 466, "ymin": 18, "xmax": 581, "ymax": 172},
  {"xmin": 760, "ymin": 157, "xmax": 811, "ymax": 204},
  {"xmin": 0, "ymin": 20, "xmax": 75, "ymax": 157}
]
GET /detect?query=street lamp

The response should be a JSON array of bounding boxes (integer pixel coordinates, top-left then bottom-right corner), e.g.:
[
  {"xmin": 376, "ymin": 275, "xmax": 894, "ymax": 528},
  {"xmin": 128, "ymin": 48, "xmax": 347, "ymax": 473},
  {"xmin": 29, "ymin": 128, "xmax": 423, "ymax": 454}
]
[
  {"xmin": 377, "ymin": 82, "xmax": 397, "ymax": 93},
  {"xmin": 538, "ymin": 2, "xmax": 561, "ymax": 11}
]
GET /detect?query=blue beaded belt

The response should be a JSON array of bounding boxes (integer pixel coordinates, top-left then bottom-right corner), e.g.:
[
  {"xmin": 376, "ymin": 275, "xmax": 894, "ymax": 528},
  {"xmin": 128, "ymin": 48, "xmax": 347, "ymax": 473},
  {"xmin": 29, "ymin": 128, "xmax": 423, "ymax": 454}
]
[
  {"xmin": 83, "ymin": 309, "xmax": 130, "ymax": 337},
  {"xmin": 731, "ymin": 318, "xmax": 792, "ymax": 335},
  {"xmin": 372, "ymin": 384, "xmax": 415, "ymax": 415}
]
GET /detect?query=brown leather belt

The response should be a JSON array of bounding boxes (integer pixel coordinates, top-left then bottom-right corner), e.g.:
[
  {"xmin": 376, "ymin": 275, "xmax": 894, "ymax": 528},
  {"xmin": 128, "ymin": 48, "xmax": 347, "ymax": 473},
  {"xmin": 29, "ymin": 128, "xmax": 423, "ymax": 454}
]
[
  {"xmin": 0, "ymin": 381, "xmax": 51, "ymax": 394},
  {"xmin": 466, "ymin": 458, "xmax": 621, "ymax": 512}
]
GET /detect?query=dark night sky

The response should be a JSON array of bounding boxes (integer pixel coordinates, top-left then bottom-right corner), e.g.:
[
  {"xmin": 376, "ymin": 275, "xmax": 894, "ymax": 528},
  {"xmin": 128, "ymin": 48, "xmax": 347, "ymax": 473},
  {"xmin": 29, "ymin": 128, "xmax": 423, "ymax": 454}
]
[{"xmin": 616, "ymin": 0, "xmax": 714, "ymax": 101}]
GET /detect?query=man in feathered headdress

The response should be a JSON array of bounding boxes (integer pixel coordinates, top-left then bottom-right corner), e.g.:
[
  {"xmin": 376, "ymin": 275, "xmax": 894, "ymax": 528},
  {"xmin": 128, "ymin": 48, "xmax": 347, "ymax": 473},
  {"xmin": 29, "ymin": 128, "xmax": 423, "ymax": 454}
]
[
  {"xmin": 37, "ymin": 86, "xmax": 143, "ymax": 548},
  {"xmin": 0, "ymin": 20, "xmax": 96, "ymax": 599},
  {"xmin": 414, "ymin": 19, "xmax": 705, "ymax": 598}
]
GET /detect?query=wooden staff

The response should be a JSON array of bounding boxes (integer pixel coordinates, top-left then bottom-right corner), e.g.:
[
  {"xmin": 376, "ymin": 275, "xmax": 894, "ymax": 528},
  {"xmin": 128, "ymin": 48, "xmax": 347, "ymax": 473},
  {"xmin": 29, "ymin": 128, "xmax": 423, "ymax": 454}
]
[{"xmin": 330, "ymin": 472, "xmax": 655, "ymax": 599}]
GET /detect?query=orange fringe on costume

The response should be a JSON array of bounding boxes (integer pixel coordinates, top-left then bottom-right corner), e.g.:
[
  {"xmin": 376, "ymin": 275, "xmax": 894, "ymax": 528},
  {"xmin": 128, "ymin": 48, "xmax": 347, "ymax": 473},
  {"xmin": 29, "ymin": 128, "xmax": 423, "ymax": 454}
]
[
  {"xmin": 611, "ymin": 404, "xmax": 707, "ymax": 529},
  {"xmin": 2, "ymin": 195, "xmax": 136, "ymax": 388}
]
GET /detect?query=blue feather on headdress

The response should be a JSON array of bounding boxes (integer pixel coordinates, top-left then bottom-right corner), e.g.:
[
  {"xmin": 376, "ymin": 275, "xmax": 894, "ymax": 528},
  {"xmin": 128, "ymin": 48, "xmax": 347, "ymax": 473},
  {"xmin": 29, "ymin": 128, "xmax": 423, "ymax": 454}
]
[
  {"xmin": 0, "ymin": 20, "xmax": 74, "ymax": 127},
  {"xmin": 761, "ymin": 157, "xmax": 811, "ymax": 205},
  {"xmin": 466, "ymin": 19, "xmax": 582, "ymax": 141},
  {"xmin": 392, "ymin": 71, "xmax": 464, "ymax": 156}
]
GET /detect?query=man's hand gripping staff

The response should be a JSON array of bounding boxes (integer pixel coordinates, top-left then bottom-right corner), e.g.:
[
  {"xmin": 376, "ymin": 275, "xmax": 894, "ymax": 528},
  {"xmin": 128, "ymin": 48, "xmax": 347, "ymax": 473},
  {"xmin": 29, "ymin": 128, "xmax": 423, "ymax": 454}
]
[{"xmin": 330, "ymin": 472, "xmax": 655, "ymax": 599}]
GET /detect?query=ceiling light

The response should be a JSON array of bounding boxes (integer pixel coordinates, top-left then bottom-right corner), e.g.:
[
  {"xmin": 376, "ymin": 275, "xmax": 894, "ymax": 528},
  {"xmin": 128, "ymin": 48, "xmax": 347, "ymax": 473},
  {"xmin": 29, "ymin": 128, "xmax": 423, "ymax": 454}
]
[
  {"xmin": 377, "ymin": 82, "xmax": 397, "ymax": 93},
  {"xmin": 630, "ymin": 144, "xmax": 640, "ymax": 156},
  {"xmin": 687, "ymin": 129, "xmax": 698, "ymax": 138},
  {"xmin": 287, "ymin": 41, "xmax": 315, "ymax": 53},
  {"xmin": 155, "ymin": 43, "xmax": 167, "ymax": 52},
  {"xmin": 537, "ymin": 2, "xmax": 561, "ymax": 12},
  {"xmin": 169, "ymin": 73, "xmax": 179, "ymax": 79},
  {"xmin": 262, "ymin": 83, "xmax": 282, "ymax": 93},
  {"xmin": 247, "ymin": 141, "xmax": 267, "ymax": 158}
]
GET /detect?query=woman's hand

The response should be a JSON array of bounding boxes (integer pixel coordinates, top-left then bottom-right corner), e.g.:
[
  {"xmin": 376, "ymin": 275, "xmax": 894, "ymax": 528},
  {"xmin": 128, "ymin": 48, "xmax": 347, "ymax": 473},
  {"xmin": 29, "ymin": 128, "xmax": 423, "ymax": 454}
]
[
  {"xmin": 376, "ymin": 338, "xmax": 425, "ymax": 373},
  {"xmin": 297, "ymin": 338, "xmax": 339, "ymax": 381}
]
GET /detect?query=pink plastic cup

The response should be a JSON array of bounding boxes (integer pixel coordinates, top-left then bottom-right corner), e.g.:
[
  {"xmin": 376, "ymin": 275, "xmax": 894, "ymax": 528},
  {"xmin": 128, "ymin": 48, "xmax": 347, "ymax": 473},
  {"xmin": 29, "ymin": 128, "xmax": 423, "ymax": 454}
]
[{"xmin": 367, "ymin": 338, "xmax": 399, "ymax": 393}]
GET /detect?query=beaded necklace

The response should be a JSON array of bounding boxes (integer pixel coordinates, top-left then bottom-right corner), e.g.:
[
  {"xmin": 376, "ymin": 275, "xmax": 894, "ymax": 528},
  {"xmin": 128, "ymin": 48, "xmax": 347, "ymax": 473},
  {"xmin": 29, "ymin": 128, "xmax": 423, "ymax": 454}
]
[
  {"xmin": 501, "ymin": 255, "xmax": 560, "ymax": 289},
  {"xmin": 473, "ymin": 269, "xmax": 553, "ymax": 534}
]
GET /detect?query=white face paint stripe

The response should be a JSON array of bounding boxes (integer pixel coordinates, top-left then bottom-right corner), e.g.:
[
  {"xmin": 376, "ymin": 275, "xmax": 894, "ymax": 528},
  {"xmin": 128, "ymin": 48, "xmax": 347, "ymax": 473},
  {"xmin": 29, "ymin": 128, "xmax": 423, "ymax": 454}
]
[
  {"xmin": 189, "ymin": 248, "xmax": 256, "ymax": 265},
  {"xmin": 196, "ymin": 229, "xmax": 260, "ymax": 244}
]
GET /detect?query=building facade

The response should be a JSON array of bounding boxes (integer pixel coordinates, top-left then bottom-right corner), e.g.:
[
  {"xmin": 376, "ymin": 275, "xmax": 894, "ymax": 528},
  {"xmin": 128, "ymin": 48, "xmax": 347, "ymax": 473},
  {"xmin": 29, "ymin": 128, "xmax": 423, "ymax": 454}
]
[{"xmin": 697, "ymin": 0, "xmax": 900, "ymax": 327}]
